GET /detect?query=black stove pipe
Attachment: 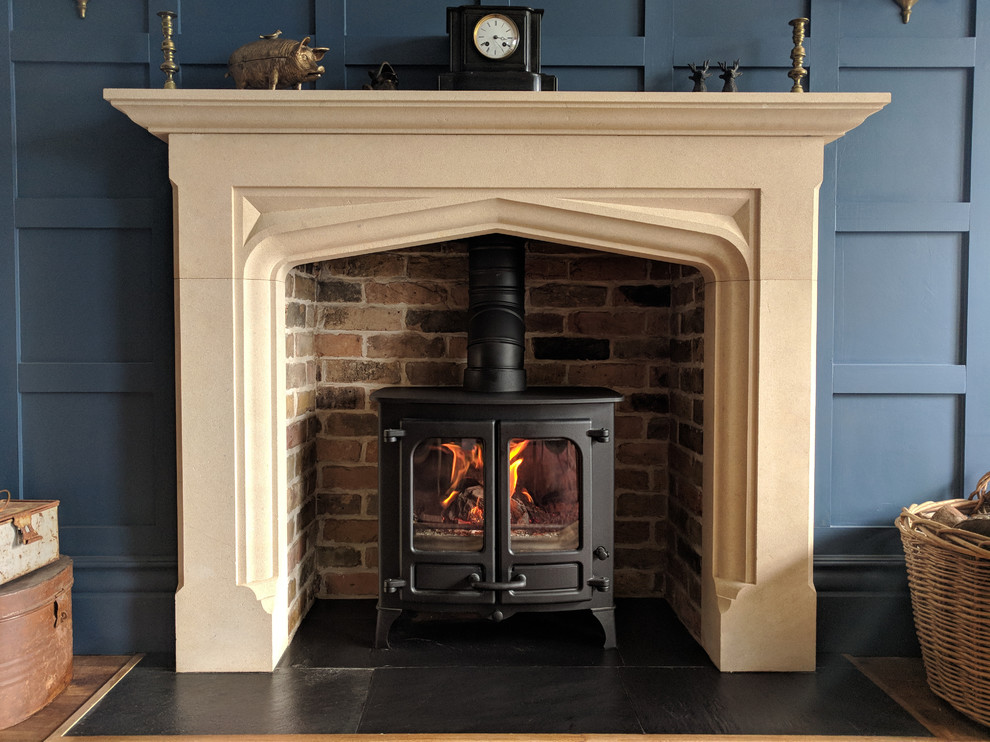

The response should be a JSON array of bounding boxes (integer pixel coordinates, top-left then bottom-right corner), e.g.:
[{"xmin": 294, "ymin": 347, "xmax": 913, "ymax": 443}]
[{"xmin": 463, "ymin": 235, "xmax": 527, "ymax": 393}]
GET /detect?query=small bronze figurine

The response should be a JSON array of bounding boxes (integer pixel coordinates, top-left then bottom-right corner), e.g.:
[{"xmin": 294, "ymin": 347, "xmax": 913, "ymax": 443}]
[
  {"xmin": 363, "ymin": 62, "xmax": 398, "ymax": 90},
  {"xmin": 718, "ymin": 60, "xmax": 742, "ymax": 92},
  {"xmin": 688, "ymin": 60, "xmax": 711, "ymax": 92},
  {"xmin": 226, "ymin": 33, "xmax": 329, "ymax": 90}
]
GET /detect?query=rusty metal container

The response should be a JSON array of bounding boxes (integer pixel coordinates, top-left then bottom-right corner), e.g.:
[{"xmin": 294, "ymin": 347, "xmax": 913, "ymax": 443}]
[
  {"xmin": 0, "ymin": 556, "xmax": 73, "ymax": 730},
  {"xmin": 1, "ymin": 499, "xmax": 60, "ymax": 585}
]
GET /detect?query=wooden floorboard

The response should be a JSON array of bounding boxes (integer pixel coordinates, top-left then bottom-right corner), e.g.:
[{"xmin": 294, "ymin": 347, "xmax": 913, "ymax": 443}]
[
  {"xmin": 0, "ymin": 656, "xmax": 133, "ymax": 742},
  {"xmin": 846, "ymin": 656, "xmax": 989, "ymax": 741}
]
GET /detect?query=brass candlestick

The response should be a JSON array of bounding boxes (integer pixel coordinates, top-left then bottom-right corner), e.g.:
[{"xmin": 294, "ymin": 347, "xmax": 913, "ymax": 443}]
[
  {"xmin": 158, "ymin": 10, "xmax": 179, "ymax": 89},
  {"xmin": 788, "ymin": 17, "xmax": 809, "ymax": 93},
  {"xmin": 895, "ymin": 0, "xmax": 919, "ymax": 23}
]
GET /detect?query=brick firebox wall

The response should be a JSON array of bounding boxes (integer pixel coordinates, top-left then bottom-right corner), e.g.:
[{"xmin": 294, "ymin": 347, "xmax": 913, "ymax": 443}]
[{"xmin": 285, "ymin": 241, "xmax": 704, "ymax": 636}]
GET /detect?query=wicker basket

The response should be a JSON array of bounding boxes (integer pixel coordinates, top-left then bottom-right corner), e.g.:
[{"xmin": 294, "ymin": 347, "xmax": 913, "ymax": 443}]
[{"xmin": 896, "ymin": 471, "xmax": 990, "ymax": 727}]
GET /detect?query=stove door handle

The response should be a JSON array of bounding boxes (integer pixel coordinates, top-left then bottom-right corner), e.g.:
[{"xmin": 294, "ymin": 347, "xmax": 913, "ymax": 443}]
[{"xmin": 468, "ymin": 573, "xmax": 527, "ymax": 591}]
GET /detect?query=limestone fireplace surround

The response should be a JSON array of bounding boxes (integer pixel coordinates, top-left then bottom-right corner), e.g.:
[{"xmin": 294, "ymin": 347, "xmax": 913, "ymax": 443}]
[{"xmin": 104, "ymin": 89, "xmax": 888, "ymax": 673}]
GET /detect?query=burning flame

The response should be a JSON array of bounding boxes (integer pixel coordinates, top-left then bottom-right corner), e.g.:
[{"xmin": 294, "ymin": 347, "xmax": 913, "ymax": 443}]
[
  {"xmin": 436, "ymin": 438, "xmax": 535, "ymax": 523},
  {"xmin": 439, "ymin": 441, "xmax": 482, "ymax": 510},
  {"xmin": 509, "ymin": 439, "xmax": 533, "ymax": 502}
]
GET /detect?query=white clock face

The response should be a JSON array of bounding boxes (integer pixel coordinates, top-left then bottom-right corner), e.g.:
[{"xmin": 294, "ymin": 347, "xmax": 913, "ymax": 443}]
[{"xmin": 473, "ymin": 14, "xmax": 520, "ymax": 60}]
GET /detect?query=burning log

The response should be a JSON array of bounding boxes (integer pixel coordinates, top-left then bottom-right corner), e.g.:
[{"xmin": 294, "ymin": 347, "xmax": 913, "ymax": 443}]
[{"xmin": 442, "ymin": 483, "xmax": 485, "ymax": 524}]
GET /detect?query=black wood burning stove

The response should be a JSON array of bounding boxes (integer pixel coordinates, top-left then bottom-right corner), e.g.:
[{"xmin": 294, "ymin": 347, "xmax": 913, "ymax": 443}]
[{"xmin": 373, "ymin": 235, "xmax": 621, "ymax": 648}]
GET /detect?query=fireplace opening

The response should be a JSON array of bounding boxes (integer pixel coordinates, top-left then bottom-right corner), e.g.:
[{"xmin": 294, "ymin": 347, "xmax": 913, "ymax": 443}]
[{"xmin": 283, "ymin": 238, "xmax": 706, "ymax": 645}]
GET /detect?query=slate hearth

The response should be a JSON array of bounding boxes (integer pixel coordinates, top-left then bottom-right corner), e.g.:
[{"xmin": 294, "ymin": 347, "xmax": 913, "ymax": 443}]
[{"xmin": 67, "ymin": 599, "xmax": 930, "ymax": 737}]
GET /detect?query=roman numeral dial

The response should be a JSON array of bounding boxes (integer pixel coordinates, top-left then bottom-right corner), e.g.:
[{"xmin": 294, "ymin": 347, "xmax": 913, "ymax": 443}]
[{"xmin": 473, "ymin": 14, "xmax": 520, "ymax": 60}]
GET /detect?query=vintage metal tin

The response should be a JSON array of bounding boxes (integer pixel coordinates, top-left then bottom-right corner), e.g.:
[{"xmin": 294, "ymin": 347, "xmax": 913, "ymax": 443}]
[
  {"xmin": 0, "ymin": 499, "xmax": 60, "ymax": 585},
  {"xmin": 0, "ymin": 556, "xmax": 73, "ymax": 730}
]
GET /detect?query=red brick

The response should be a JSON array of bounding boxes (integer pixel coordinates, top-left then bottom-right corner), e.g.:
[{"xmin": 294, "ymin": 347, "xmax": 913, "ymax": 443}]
[
  {"xmin": 616, "ymin": 546, "xmax": 666, "ymax": 570},
  {"xmin": 320, "ymin": 306, "xmax": 402, "ymax": 332},
  {"xmin": 286, "ymin": 301, "xmax": 308, "ymax": 328},
  {"xmin": 287, "ymin": 271, "xmax": 316, "ymax": 301},
  {"xmin": 616, "ymin": 492, "xmax": 665, "ymax": 518},
  {"xmin": 405, "ymin": 361, "xmax": 463, "ymax": 386},
  {"xmin": 614, "ymin": 467, "xmax": 650, "ymax": 491},
  {"xmin": 315, "ymin": 333, "xmax": 363, "ymax": 358},
  {"xmin": 367, "ymin": 333, "xmax": 446, "ymax": 359},
  {"xmin": 323, "ymin": 518, "xmax": 378, "ymax": 543},
  {"xmin": 364, "ymin": 494, "xmax": 378, "ymax": 517},
  {"xmin": 286, "ymin": 420, "xmax": 309, "ymax": 449},
  {"xmin": 321, "ymin": 412, "xmax": 378, "ymax": 437},
  {"xmin": 569, "ymin": 311, "xmax": 645, "ymax": 336},
  {"xmin": 329, "ymin": 253, "xmax": 407, "ymax": 278},
  {"xmin": 366, "ymin": 281, "xmax": 446, "ymax": 305},
  {"xmin": 614, "ymin": 569, "xmax": 656, "ymax": 596},
  {"xmin": 319, "ymin": 546, "xmax": 362, "ymax": 568},
  {"xmin": 323, "ymin": 571, "xmax": 378, "ymax": 597},
  {"xmin": 316, "ymin": 386, "xmax": 366, "ymax": 411},
  {"xmin": 615, "ymin": 519, "xmax": 652, "ymax": 545},
  {"xmin": 614, "ymin": 415, "xmax": 643, "ymax": 439},
  {"xmin": 407, "ymin": 253, "xmax": 468, "ymax": 280},
  {"xmin": 526, "ymin": 363, "xmax": 566, "ymax": 386},
  {"xmin": 447, "ymin": 335, "xmax": 468, "ymax": 359},
  {"xmin": 527, "ymin": 312, "xmax": 565, "ymax": 333},
  {"xmin": 448, "ymin": 283, "xmax": 470, "ymax": 308},
  {"xmin": 530, "ymin": 283, "xmax": 608, "ymax": 308},
  {"xmin": 316, "ymin": 438, "xmax": 362, "ymax": 462},
  {"xmin": 286, "ymin": 362, "xmax": 311, "ymax": 390},
  {"xmin": 617, "ymin": 440, "xmax": 667, "ymax": 466},
  {"xmin": 571, "ymin": 255, "xmax": 648, "ymax": 281},
  {"xmin": 322, "ymin": 465, "xmax": 378, "ymax": 491},
  {"xmin": 526, "ymin": 257, "xmax": 569, "ymax": 279},
  {"xmin": 614, "ymin": 338, "xmax": 669, "ymax": 360},
  {"xmin": 317, "ymin": 493, "xmax": 362, "ymax": 516},
  {"xmin": 320, "ymin": 359, "xmax": 401, "ymax": 384},
  {"xmin": 569, "ymin": 363, "xmax": 646, "ymax": 388},
  {"xmin": 292, "ymin": 332, "xmax": 315, "ymax": 358}
]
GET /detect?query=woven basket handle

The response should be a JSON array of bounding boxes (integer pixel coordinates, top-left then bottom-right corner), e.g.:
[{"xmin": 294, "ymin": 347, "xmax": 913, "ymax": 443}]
[{"xmin": 969, "ymin": 471, "xmax": 990, "ymax": 512}]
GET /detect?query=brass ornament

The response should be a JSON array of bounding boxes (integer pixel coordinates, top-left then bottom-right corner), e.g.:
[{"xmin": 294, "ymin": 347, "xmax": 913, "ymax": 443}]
[
  {"xmin": 788, "ymin": 18, "xmax": 809, "ymax": 93},
  {"xmin": 75, "ymin": 0, "xmax": 88, "ymax": 18},
  {"xmin": 226, "ymin": 34, "xmax": 330, "ymax": 90},
  {"xmin": 158, "ymin": 11, "xmax": 179, "ymax": 90},
  {"xmin": 895, "ymin": 0, "xmax": 919, "ymax": 23}
]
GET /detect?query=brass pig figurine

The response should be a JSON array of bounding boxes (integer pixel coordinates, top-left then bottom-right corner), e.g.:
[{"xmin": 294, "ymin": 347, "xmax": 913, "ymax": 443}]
[{"xmin": 227, "ymin": 34, "xmax": 329, "ymax": 90}]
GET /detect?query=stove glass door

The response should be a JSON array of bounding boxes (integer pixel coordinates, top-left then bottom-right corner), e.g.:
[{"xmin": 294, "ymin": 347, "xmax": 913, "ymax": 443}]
[
  {"xmin": 506, "ymin": 437, "xmax": 580, "ymax": 552},
  {"xmin": 412, "ymin": 435, "xmax": 486, "ymax": 552},
  {"xmin": 498, "ymin": 419, "xmax": 595, "ymax": 604}
]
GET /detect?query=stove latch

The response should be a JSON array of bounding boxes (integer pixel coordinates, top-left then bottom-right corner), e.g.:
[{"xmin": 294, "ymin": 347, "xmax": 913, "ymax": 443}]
[
  {"xmin": 587, "ymin": 428, "xmax": 611, "ymax": 443},
  {"xmin": 383, "ymin": 578, "xmax": 407, "ymax": 593},
  {"xmin": 383, "ymin": 429, "xmax": 406, "ymax": 444},
  {"xmin": 588, "ymin": 576, "xmax": 612, "ymax": 592}
]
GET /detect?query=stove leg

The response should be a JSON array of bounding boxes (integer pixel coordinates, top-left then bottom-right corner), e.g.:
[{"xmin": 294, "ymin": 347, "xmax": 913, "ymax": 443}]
[
  {"xmin": 592, "ymin": 606, "xmax": 617, "ymax": 649},
  {"xmin": 375, "ymin": 607, "xmax": 401, "ymax": 649}
]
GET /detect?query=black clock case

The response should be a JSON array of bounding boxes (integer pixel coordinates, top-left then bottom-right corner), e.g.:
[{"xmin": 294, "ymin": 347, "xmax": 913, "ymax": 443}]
[{"xmin": 439, "ymin": 5, "xmax": 557, "ymax": 91}]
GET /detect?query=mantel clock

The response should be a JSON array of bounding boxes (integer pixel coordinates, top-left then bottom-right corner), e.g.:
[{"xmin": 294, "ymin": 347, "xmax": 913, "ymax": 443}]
[{"xmin": 439, "ymin": 4, "xmax": 556, "ymax": 91}]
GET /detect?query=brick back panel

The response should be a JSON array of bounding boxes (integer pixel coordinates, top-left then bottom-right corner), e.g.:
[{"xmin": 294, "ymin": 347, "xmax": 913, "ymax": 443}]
[
  {"xmin": 286, "ymin": 241, "xmax": 704, "ymax": 606},
  {"xmin": 284, "ymin": 265, "xmax": 321, "ymax": 633}
]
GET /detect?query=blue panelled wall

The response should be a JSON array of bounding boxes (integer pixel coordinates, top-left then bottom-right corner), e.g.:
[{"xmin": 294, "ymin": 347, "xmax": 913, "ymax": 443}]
[{"xmin": 1, "ymin": 0, "xmax": 986, "ymax": 655}]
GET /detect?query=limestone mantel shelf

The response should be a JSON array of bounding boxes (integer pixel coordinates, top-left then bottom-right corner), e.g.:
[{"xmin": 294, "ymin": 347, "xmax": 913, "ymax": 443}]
[
  {"xmin": 104, "ymin": 86, "xmax": 889, "ymax": 673},
  {"xmin": 104, "ymin": 89, "xmax": 889, "ymax": 142}
]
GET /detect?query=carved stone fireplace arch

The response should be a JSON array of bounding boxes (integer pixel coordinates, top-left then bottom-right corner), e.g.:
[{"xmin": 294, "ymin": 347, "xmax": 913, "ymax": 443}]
[{"xmin": 105, "ymin": 89, "xmax": 888, "ymax": 672}]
